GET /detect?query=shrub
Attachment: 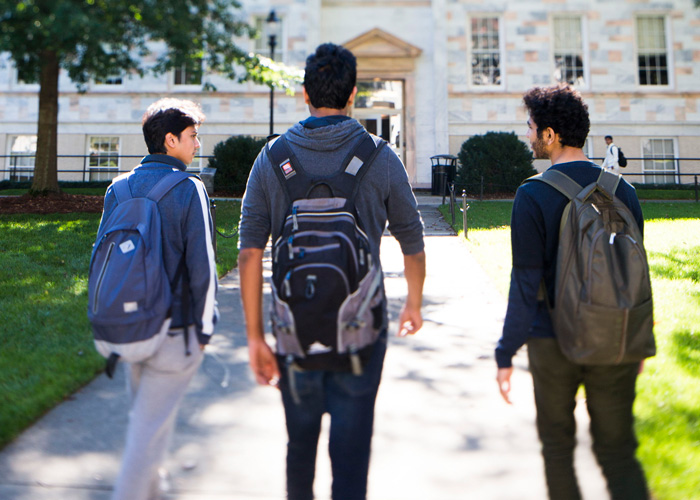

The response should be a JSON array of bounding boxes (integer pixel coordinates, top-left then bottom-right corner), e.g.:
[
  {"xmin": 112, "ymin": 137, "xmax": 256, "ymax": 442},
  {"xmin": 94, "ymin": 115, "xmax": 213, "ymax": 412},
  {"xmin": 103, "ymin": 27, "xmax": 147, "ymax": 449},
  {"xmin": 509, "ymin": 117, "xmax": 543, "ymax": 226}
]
[
  {"xmin": 208, "ymin": 135, "xmax": 267, "ymax": 196},
  {"xmin": 456, "ymin": 131, "xmax": 536, "ymax": 195}
]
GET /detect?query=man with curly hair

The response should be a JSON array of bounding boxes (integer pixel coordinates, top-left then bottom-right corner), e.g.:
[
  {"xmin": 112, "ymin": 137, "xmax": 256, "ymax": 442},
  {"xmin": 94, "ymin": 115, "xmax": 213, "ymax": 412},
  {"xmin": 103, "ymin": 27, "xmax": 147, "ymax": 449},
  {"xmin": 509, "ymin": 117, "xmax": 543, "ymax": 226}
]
[{"xmin": 495, "ymin": 85, "xmax": 649, "ymax": 500}]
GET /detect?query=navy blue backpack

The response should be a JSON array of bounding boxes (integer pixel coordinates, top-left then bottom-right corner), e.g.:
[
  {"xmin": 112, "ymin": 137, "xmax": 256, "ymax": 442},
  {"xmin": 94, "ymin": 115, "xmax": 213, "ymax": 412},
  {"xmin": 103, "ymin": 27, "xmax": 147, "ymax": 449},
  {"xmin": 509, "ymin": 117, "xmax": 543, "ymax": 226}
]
[{"xmin": 88, "ymin": 170, "xmax": 191, "ymax": 376}]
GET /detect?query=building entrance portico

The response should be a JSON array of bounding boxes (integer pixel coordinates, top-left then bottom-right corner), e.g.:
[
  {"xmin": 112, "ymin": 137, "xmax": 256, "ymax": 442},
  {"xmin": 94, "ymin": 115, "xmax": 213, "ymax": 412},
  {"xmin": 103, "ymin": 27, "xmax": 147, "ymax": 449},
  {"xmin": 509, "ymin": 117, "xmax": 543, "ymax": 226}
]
[{"xmin": 344, "ymin": 28, "xmax": 422, "ymax": 183}]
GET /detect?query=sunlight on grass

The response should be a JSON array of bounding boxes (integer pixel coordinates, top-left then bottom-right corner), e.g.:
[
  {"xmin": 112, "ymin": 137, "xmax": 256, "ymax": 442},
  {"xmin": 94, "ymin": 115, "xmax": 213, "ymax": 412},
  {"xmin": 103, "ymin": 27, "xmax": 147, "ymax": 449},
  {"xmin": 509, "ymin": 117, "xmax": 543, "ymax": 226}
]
[{"xmin": 0, "ymin": 200, "xmax": 241, "ymax": 449}]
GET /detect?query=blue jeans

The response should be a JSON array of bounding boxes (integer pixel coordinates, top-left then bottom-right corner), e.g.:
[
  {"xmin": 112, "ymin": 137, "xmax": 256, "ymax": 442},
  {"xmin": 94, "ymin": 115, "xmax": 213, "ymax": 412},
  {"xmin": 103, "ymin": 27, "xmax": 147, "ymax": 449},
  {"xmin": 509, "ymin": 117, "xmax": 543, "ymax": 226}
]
[
  {"xmin": 527, "ymin": 337, "xmax": 649, "ymax": 500},
  {"xmin": 278, "ymin": 333, "xmax": 387, "ymax": 500}
]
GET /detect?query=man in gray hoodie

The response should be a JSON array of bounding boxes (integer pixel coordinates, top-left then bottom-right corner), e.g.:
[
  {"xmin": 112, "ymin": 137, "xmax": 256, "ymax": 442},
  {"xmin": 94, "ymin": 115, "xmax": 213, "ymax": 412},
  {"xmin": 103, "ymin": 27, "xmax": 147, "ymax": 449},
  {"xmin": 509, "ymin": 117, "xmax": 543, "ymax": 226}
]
[{"xmin": 238, "ymin": 43, "xmax": 425, "ymax": 500}]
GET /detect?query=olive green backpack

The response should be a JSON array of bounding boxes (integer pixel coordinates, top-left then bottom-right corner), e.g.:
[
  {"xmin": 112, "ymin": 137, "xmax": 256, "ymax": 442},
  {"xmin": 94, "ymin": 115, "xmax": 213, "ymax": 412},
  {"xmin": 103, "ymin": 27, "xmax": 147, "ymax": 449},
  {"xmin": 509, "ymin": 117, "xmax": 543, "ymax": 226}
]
[{"xmin": 525, "ymin": 168, "xmax": 655, "ymax": 365}]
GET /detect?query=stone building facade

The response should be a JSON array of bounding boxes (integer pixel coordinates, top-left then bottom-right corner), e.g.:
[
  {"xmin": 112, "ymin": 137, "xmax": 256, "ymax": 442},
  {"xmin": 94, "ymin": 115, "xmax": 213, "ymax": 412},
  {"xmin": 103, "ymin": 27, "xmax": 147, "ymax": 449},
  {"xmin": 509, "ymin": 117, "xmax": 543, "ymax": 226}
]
[{"xmin": 1, "ymin": 0, "xmax": 699, "ymax": 188}]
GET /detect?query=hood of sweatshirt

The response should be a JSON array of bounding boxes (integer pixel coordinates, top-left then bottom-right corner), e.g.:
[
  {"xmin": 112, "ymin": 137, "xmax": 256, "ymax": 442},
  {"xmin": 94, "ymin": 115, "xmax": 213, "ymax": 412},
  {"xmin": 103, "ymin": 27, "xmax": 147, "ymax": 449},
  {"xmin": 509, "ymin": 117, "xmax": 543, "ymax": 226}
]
[{"xmin": 284, "ymin": 118, "xmax": 368, "ymax": 153}]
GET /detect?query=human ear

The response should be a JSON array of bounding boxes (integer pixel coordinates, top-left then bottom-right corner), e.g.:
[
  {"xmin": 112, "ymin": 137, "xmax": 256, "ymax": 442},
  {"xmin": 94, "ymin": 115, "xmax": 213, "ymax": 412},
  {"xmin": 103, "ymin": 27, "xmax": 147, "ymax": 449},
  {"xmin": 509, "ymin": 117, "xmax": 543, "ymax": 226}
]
[
  {"xmin": 544, "ymin": 127, "xmax": 556, "ymax": 145},
  {"xmin": 346, "ymin": 86, "xmax": 358, "ymax": 108},
  {"xmin": 164, "ymin": 132, "xmax": 178, "ymax": 151}
]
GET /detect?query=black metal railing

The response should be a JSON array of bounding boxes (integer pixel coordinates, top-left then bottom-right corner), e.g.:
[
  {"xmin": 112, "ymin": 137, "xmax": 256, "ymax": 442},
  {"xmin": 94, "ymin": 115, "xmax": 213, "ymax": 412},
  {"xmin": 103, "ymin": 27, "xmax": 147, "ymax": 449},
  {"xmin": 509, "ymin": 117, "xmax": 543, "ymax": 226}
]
[{"xmin": 0, "ymin": 154, "xmax": 216, "ymax": 183}]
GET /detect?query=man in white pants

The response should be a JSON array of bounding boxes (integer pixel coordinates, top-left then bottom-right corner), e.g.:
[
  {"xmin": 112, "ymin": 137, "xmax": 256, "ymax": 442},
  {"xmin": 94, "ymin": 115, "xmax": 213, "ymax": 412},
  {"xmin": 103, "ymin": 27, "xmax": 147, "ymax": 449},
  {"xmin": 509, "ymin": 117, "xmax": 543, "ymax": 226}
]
[
  {"xmin": 97, "ymin": 98, "xmax": 219, "ymax": 500},
  {"xmin": 602, "ymin": 135, "xmax": 621, "ymax": 174}
]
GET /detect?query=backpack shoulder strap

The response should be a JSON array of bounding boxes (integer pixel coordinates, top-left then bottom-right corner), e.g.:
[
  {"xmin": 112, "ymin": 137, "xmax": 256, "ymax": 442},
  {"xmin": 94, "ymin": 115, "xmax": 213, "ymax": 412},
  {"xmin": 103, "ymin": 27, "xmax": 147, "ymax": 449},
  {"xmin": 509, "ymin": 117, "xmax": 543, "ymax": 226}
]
[
  {"xmin": 596, "ymin": 169, "xmax": 621, "ymax": 198},
  {"xmin": 266, "ymin": 135, "xmax": 311, "ymax": 203},
  {"xmin": 346, "ymin": 133, "xmax": 385, "ymax": 195},
  {"xmin": 111, "ymin": 175, "xmax": 133, "ymax": 204},
  {"xmin": 146, "ymin": 170, "xmax": 193, "ymax": 203},
  {"xmin": 523, "ymin": 169, "xmax": 581, "ymax": 201},
  {"xmin": 266, "ymin": 132, "xmax": 386, "ymax": 202}
]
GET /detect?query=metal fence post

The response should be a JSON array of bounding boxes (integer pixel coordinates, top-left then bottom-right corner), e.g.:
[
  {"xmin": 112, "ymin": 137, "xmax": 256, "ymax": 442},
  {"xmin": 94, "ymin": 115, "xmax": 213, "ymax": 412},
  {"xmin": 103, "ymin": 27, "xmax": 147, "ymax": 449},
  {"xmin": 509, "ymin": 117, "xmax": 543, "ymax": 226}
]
[
  {"xmin": 449, "ymin": 182, "xmax": 456, "ymax": 226},
  {"xmin": 462, "ymin": 190, "xmax": 470, "ymax": 239},
  {"xmin": 696, "ymin": 175, "xmax": 698, "ymax": 203}
]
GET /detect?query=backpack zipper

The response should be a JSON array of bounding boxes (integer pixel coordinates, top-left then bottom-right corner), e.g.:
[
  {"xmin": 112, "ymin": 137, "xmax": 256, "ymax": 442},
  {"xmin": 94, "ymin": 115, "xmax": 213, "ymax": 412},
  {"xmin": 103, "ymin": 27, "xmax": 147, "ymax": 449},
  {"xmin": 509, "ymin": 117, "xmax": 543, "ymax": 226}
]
[{"xmin": 92, "ymin": 241, "xmax": 115, "ymax": 314}]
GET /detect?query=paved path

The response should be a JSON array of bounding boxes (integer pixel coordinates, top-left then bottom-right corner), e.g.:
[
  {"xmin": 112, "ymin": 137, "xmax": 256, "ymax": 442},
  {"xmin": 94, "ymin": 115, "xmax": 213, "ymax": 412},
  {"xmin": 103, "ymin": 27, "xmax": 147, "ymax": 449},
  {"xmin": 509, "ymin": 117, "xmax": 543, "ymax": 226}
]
[{"xmin": 0, "ymin": 196, "xmax": 609, "ymax": 499}]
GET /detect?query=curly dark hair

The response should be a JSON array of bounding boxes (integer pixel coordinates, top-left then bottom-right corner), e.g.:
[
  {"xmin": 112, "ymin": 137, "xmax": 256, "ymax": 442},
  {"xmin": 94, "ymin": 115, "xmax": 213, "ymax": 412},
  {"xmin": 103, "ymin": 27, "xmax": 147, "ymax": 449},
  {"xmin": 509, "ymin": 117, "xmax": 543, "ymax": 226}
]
[
  {"xmin": 523, "ymin": 85, "xmax": 590, "ymax": 148},
  {"xmin": 303, "ymin": 43, "xmax": 356, "ymax": 110}
]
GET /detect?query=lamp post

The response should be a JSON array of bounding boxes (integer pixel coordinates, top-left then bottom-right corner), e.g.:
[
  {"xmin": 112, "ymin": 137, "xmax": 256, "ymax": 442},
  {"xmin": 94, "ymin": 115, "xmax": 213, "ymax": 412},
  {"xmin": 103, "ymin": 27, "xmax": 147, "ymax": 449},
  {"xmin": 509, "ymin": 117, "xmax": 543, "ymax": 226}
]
[{"xmin": 266, "ymin": 9, "xmax": 280, "ymax": 137}]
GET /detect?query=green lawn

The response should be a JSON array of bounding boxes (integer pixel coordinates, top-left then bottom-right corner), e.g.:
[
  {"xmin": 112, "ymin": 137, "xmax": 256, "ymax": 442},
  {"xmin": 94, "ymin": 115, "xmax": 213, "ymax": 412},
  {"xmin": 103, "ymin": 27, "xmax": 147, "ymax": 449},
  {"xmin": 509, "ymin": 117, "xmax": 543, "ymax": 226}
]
[
  {"xmin": 439, "ymin": 201, "xmax": 700, "ymax": 500},
  {"xmin": 0, "ymin": 200, "xmax": 241, "ymax": 449}
]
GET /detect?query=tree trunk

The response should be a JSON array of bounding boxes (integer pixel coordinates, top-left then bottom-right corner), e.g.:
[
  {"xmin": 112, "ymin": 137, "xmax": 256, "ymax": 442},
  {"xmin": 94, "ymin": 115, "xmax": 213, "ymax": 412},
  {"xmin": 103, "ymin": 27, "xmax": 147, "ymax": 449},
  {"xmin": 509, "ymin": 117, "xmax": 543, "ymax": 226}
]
[{"xmin": 30, "ymin": 50, "xmax": 60, "ymax": 194}]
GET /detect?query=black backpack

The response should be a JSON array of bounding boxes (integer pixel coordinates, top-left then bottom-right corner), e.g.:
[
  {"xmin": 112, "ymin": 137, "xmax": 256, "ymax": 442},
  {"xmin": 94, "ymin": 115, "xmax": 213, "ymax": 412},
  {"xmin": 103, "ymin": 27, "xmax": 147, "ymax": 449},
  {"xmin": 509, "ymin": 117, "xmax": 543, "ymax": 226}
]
[
  {"xmin": 616, "ymin": 146, "xmax": 627, "ymax": 167},
  {"xmin": 266, "ymin": 133, "xmax": 385, "ymax": 374},
  {"xmin": 524, "ymin": 168, "xmax": 655, "ymax": 365}
]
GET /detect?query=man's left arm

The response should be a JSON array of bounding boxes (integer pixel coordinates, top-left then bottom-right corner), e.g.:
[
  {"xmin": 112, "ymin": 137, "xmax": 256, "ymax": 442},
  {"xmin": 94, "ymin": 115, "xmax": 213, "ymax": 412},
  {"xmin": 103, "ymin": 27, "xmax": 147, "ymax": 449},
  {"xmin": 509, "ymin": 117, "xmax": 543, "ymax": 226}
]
[
  {"xmin": 183, "ymin": 179, "xmax": 219, "ymax": 346},
  {"xmin": 398, "ymin": 251, "xmax": 426, "ymax": 336}
]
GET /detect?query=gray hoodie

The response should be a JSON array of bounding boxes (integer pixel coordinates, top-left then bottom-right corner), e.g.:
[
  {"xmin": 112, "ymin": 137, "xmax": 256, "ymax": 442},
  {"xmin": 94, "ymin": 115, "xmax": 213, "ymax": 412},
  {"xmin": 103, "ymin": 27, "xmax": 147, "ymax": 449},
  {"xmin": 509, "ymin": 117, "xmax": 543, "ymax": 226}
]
[
  {"xmin": 239, "ymin": 118, "xmax": 424, "ymax": 259},
  {"xmin": 238, "ymin": 117, "xmax": 425, "ymax": 331}
]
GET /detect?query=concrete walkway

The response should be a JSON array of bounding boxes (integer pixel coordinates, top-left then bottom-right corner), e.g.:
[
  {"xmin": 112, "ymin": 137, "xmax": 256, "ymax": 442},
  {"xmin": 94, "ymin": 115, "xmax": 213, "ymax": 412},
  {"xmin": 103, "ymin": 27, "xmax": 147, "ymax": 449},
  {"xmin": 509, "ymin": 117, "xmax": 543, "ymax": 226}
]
[{"xmin": 0, "ymin": 196, "xmax": 609, "ymax": 499}]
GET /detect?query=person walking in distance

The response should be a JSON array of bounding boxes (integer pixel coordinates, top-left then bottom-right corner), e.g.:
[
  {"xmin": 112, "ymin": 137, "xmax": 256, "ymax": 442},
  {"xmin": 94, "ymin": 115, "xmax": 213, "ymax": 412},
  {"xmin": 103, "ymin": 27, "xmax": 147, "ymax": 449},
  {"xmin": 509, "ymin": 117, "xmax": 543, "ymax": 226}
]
[
  {"xmin": 495, "ymin": 85, "xmax": 650, "ymax": 500},
  {"xmin": 238, "ymin": 43, "xmax": 426, "ymax": 500},
  {"xmin": 602, "ymin": 135, "xmax": 621, "ymax": 174},
  {"xmin": 98, "ymin": 98, "xmax": 219, "ymax": 500}
]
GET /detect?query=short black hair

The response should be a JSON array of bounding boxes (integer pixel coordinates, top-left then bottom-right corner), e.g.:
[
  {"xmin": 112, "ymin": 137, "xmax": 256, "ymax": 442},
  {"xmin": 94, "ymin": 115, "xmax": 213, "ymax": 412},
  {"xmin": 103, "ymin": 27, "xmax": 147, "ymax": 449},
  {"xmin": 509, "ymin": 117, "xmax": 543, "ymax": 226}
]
[
  {"xmin": 303, "ymin": 43, "xmax": 357, "ymax": 110},
  {"xmin": 142, "ymin": 98, "xmax": 205, "ymax": 154},
  {"xmin": 605, "ymin": 135, "xmax": 613, "ymax": 141},
  {"xmin": 523, "ymin": 85, "xmax": 590, "ymax": 149}
]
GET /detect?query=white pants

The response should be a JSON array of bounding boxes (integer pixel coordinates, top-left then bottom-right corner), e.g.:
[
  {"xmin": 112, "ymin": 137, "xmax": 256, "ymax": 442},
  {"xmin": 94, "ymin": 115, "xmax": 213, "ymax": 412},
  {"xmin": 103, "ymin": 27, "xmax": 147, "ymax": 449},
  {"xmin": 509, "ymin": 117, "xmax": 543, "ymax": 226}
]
[{"xmin": 112, "ymin": 326, "xmax": 203, "ymax": 500}]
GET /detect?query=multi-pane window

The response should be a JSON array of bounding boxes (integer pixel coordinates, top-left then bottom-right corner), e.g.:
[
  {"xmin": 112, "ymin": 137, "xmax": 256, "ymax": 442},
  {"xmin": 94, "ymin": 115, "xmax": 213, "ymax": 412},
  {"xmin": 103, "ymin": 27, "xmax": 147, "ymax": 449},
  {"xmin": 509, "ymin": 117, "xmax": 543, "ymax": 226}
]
[
  {"xmin": 553, "ymin": 16, "xmax": 585, "ymax": 86},
  {"xmin": 6, "ymin": 135, "xmax": 36, "ymax": 182},
  {"xmin": 470, "ymin": 17, "xmax": 501, "ymax": 86},
  {"xmin": 643, "ymin": 138, "xmax": 676, "ymax": 184},
  {"xmin": 637, "ymin": 16, "xmax": 669, "ymax": 86},
  {"xmin": 174, "ymin": 59, "xmax": 202, "ymax": 86},
  {"xmin": 88, "ymin": 136, "xmax": 120, "ymax": 181}
]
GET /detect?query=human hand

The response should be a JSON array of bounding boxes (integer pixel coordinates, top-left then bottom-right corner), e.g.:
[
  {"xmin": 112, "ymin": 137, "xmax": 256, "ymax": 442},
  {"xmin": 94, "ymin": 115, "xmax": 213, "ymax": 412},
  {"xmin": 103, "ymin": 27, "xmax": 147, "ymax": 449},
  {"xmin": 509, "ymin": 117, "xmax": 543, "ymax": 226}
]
[
  {"xmin": 398, "ymin": 303, "xmax": 423, "ymax": 337},
  {"xmin": 497, "ymin": 367, "xmax": 514, "ymax": 405},
  {"xmin": 248, "ymin": 339, "xmax": 280, "ymax": 387}
]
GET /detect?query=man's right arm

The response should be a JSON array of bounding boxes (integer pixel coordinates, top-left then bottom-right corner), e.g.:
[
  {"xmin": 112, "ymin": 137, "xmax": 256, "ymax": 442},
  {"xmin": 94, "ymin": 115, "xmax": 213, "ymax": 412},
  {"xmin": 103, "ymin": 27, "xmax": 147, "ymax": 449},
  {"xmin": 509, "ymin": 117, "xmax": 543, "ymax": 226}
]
[
  {"xmin": 398, "ymin": 250, "xmax": 426, "ymax": 337},
  {"xmin": 238, "ymin": 247, "xmax": 280, "ymax": 386}
]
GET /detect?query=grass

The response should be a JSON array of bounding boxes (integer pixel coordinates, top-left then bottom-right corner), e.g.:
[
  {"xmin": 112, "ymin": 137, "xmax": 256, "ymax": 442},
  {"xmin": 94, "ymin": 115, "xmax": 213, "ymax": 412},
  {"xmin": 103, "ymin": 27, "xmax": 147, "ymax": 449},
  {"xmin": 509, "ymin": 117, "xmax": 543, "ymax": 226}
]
[
  {"xmin": 439, "ymin": 200, "xmax": 700, "ymax": 499},
  {"xmin": 0, "ymin": 200, "xmax": 241, "ymax": 449}
]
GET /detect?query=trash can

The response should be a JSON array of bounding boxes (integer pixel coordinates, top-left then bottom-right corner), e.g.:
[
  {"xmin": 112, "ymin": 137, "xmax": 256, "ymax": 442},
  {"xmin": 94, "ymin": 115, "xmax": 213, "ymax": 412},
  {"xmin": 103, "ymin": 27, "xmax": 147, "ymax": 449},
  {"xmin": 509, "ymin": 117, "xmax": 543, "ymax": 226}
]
[{"xmin": 430, "ymin": 154, "xmax": 457, "ymax": 196}]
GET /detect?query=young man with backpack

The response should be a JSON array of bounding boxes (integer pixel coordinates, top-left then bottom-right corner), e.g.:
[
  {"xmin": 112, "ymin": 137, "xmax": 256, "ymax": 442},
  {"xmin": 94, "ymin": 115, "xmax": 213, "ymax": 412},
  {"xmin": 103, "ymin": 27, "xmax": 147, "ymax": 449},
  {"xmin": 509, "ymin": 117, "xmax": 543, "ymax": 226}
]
[
  {"xmin": 602, "ymin": 135, "xmax": 625, "ymax": 173},
  {"xmin": 238, "ymin": 43, "xmax": 426, "ymax": 500},
  {"xmin": 92, "ymin": 98, "xmax": 218, "ymax": 500},
  {"xmin": 495, "ymin": 85, "xmax": 653, "ymax": 500}
]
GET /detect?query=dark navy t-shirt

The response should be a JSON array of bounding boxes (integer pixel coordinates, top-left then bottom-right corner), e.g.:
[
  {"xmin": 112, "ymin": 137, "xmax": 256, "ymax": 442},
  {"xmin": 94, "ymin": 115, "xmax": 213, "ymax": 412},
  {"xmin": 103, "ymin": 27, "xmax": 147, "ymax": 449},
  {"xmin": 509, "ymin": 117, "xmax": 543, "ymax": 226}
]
[{"xmin": 495, "ymin": 161, "xmax": 644, "ymax": 368}]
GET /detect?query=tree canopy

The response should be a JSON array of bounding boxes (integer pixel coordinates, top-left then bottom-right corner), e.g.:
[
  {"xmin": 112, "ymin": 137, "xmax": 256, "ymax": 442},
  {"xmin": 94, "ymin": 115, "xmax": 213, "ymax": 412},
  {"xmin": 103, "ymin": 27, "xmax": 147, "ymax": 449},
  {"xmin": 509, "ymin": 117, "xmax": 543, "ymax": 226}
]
[{"xmin": 0, "ymin": 0, "xmax": 301, "ymax": 193}]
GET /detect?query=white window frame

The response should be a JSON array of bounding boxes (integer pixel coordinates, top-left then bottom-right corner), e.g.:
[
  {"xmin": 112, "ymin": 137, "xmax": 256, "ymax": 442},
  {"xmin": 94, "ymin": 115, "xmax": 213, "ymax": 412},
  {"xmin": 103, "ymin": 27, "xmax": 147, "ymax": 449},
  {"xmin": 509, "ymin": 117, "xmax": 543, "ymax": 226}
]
[
  {"xmin": 635, "ymin": 15, "xmax": 674, "ymax": 89},
  {"xmin": 87, "ymin": 136, "xmax": 121, "ymax": 182},
  {"xmin": 252, "ymin": 14, "xmax": 287, "ymax": 63},
  {"xmin": 642, "ymin": 137, "xmax": 678, "ymax": 184},
  {"xmin": 5, "ymin": 135, "xmax": 37, "ymax": 182},
  {"xmin": 467, "ymin": 14, "xmax": 505, "ymax": 90},
  {"xmin": 551, "ymin": 14, "xmax": 589, "ymax": 89}
]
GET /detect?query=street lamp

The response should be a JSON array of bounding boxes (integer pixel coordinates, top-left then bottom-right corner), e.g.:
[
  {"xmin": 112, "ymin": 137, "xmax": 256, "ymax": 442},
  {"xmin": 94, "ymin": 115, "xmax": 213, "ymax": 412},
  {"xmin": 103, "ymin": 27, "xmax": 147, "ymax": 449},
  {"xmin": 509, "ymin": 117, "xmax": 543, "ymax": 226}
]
[{"xmin": 266, "ymin": 9, "xmax": 280, "ymax": 136}]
